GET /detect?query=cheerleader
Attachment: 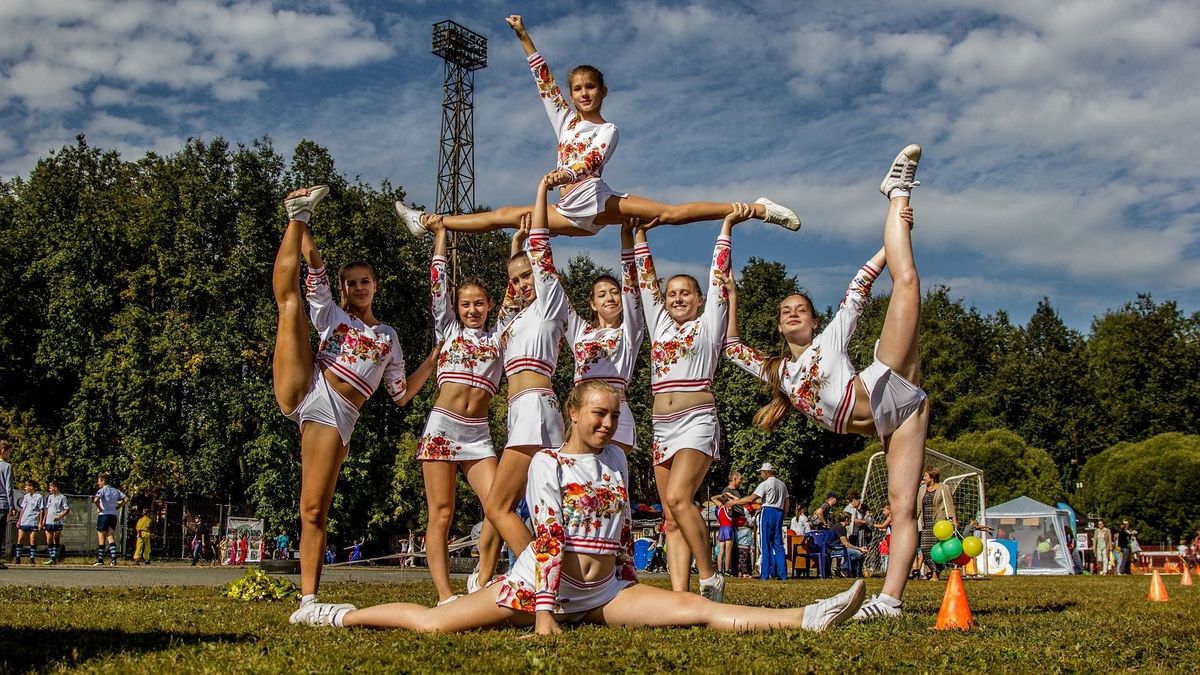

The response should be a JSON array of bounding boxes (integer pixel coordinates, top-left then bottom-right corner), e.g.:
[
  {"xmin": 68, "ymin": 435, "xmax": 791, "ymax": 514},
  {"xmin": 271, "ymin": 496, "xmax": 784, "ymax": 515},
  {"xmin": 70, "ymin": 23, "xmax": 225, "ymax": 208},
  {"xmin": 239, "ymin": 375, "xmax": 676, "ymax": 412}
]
[
  {"xmin": 272, "ymin": 187, "xmax": 438, "ymax": 623},
  {"xmin": 633, "ymin": 202, "xmax": 753, "ymax": 601},
  {"xmin": 294, "ymin": 380, "xmax": 865, "ymax": 634},
  {"xmin": 395, "ymin": 15, "xmax": 800, "ymax": 238},
  {"xmin": 722, "ymin": 146, "xmax": 928, "ymax": 620},
  {"xmin": 416, "ymin": 215, "xmax": 509, "ymax": 605}
]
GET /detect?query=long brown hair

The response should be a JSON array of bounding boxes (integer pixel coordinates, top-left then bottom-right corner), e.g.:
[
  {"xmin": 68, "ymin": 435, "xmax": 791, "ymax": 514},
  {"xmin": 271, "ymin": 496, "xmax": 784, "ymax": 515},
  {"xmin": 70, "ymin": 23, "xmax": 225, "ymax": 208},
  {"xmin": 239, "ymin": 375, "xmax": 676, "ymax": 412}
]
[
  {"xmin": 588, "ymin": 274, "xmax": 621, "ymax": 324},
  {"xmin": 561, "ymin": 379, "xmax": 620, "ymax": 443},
  {"xmin": 337, "ymin": 261, "xmax": 375, "ymax": 310},
  {"xmin": 752, "ymin": 292, "xmax": 816, "ymax": 432},
  {"xmin": 454, "ymin": 277, "xmax": 495, "ymax": 328}
]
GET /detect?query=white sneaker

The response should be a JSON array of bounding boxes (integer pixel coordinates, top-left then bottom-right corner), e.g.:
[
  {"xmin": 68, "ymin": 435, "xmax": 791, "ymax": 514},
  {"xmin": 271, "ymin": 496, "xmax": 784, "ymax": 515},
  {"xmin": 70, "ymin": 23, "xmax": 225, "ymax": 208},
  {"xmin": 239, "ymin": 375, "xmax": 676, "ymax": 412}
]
[
  {"xmin": 754, "ymin": 197, "xmax": 801, "ymax": 231},
  {"xmin": 880, "ymin": 144, "xmax": 922, "ymax": 198},
  {"xmin": 92, "ymin": 561, "xmax": 104, "ymax": 567},
  {"xmin": 466, "ymin": 571, "xmax": 481, "ymax": 594},
  {"xmin": 284, "ymin": 185, "xmax": 329, "ymax": 220},
  {"xmin": 800, "ymin": 579, "xmax": 866, "ymax": 632},
  {"xmin": 289, "ymin": 601, "xmax": 356, "ymax": 626},
  {"xmin": 436, "ymin": 594, "xmax": 463, "ymax": 607},
  {"xmin": 699, "ymin": 574, "xmax": 726, "ymax": 603},
  {"xmin": 395, "ymin": 201, "xmax": 428, "ymax": 236},
  {"xmin": 852, "ymin": 594, "xmax": 903, "ymax": 620}
]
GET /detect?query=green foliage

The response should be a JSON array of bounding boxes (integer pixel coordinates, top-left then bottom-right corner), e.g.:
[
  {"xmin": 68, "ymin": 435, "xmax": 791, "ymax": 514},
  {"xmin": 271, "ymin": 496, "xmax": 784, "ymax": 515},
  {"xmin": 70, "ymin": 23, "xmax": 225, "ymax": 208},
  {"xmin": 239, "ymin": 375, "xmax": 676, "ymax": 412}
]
[
  {"xmin": 810, "ymin": 447, "xmax": 877, "ymax": 511},
  {"xmin": 929, "ymin": 428, "xmax": 1062, "ymax": 506},
  {"xmin": 224, "ymin": 568, "xmax": 300, "ymax": 602},
  {"xmin": 1078, "ymin": 433, "xmax": 1200, "ymax": 542}
]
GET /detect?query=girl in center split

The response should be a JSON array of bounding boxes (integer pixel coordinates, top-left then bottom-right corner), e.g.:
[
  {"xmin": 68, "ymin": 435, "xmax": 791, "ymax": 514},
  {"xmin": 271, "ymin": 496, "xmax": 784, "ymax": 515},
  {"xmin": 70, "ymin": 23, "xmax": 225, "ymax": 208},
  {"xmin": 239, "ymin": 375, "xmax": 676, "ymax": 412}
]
[
  {"xmin": 634, "ymin": 201, "xmax": 753, "ymax": 602},
  {"xmin": 293, "ymin": 379, "xmax": 866, "ymax": 633},
  {"xmin": 395, "ymin": 15, "xmax": 802, "ymax": 238}
]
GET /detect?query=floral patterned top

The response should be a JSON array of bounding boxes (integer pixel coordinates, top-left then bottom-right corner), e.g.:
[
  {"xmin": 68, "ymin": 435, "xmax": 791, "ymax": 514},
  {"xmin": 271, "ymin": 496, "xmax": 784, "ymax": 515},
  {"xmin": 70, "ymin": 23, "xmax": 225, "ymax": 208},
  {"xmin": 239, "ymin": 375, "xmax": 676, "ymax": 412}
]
[
  {"xmin": 524, "ymin": 445, "xmax": 637, "ymax": 612},
  {"xmin": 527, "ymin": 51, "xmax": 619, "ymax": 185},
  {"xmin": 566, "ymin": 248, "xmax": 645, "ymax": 389},
  {"xmin": 501, "ymin": 228, "xmax": 569, "ymax": 379},
  {"xmin": 430, "ymin": 255, "xmax": 506, "ymax": 395},
  {"xmin": 308, "ymin": 267, "xmax": 408, "ymax": 401},
  {"xmin": 636, "ymin": 234, "xmax": 731, "ymax": 394},
  {"xmin": 722, "ymin": 261, "xmax": 881, "ymax": 433}
]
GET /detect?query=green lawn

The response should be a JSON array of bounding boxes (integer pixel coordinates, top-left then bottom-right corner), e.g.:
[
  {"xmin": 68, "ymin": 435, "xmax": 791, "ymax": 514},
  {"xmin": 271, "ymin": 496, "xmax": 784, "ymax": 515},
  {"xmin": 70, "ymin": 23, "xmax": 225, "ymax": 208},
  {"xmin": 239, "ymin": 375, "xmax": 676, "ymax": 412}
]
[{"xmin": 2, "ymin": 575, "xmax": 1196, "ymax": 673}]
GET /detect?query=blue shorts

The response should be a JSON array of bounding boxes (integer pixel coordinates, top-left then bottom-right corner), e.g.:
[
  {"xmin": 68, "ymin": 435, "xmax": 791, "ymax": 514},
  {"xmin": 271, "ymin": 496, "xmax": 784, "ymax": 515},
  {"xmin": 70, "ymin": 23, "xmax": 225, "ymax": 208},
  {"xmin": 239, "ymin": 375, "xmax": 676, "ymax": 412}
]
[
  {"xmin": 96, "ymin": 514, "xmax": 118, "ymax": 532},
  {"xmin": 18, "ymin": 525, "xmax": 39, "ymax": 533},
  {"xmin": 718, "ymin": 525, "xmax": 735, "ymax": 542},
  {"xmin": 43, "ymin": 523, "xmax": 63, "ymax": 532}
]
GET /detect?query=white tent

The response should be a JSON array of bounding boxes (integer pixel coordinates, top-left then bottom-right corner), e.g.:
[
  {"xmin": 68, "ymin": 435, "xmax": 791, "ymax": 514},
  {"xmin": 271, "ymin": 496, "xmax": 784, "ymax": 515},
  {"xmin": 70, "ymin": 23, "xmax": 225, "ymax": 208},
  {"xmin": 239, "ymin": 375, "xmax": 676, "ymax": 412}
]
[{"xmin": 984, "ymin": 496, "xmax": 1074, "ymax": 576}]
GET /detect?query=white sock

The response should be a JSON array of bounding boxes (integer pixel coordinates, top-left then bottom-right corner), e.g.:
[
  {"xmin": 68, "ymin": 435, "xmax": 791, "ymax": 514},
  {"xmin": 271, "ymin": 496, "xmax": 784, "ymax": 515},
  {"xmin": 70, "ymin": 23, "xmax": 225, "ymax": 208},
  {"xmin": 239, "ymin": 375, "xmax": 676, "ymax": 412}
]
[
  {"xmin": 292, "ymin": 211, "xmax": 311, "ymax": 224},
  {"xmin": 333, "ymin": 608, "xmax": 351, "ymax": 627},
  {"xmin": 300, "ymin": 593, "xmax": 317, "ymax": 606},
  {"xmin": 700, "ymin": 573, "xmax": 719, "ymax": 585},
  {"xmin": 878, "ymin": 593, "xmax": 902, "ymax": 607},
  {"xmin": 887, "ymin": 188, "xmax": 910, "ymax": 200}
]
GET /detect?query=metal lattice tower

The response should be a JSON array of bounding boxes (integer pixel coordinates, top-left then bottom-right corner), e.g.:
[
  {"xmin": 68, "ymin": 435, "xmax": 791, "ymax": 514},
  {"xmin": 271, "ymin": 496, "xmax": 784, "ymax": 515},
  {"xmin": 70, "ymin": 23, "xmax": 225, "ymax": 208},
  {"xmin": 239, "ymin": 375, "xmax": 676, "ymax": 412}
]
[{"xmin": 432, "ymin": 20, "xmax": 487, "ymax": 283}]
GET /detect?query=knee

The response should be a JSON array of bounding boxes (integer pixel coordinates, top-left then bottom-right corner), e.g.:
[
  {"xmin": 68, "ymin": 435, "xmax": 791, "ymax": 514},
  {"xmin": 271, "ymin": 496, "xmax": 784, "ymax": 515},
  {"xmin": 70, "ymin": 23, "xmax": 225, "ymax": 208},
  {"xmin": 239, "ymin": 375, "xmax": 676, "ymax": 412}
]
[
  {"xmin": 484, "ymin": 493, "xmax": 515, "ymax": 522},
  {"xmin": 299, "ymin": 501, "xmax": 327, "ymax": 529},
  {"xmin": 891, "ymin": 267, "xmax": 920, "ymax": 295},
  {"xmin": 658, "ymin": 204, "xmax": 688, "ymax": 224},
  {"xmin": 661, "ymin": 517, "xmax": 680, "ymax": 534},
  {"xmin": 496, "ymin": 206, "xmax": 528, "ymax": 223},
  {"xmin": 663, "ymin": 489, "xmax": 694, "ymax": 514},
  {"xmin": 426, "ymin": 505, "xmax": 454, "ymax": 531}
]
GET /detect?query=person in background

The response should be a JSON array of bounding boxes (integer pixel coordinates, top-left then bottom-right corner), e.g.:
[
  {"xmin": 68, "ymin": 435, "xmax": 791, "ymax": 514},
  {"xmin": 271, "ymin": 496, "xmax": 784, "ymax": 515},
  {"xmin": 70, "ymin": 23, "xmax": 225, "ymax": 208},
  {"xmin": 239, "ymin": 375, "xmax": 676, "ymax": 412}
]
[
  {"xmin": 133, "ymin": 506, "xmax": 154, "ymax": 565},
  {"xmin": 843, "ymin": 492, "xmax": 866, "ymax": 547},
  {"xmin": 728, "ymin": 463, "xmax": 789, "ymax": 581},
  {"xmin": 735, "ymin": 511, "xmax": 756, "ymax": 578},
  {"xmin": 92, "ymin": 474, "xmax": 127, "ymax": 567},
  {"xmin": 1116, "ymin": 520, "xmax": 1135, "ymax": 575},
  {"xmin": 789, "ymin": 505, "xmax": 810, "ymax": 536},
  {"xmin": 813, "ymin": 494, "xmax": 838, "ymax": 530},
  {"xmin": 15, "ymin": 479, "xmax": 45, "ymax": 564},
  {"xmin": 275, "ymin": 528, "xmax": 291, "ymax": 560},
  {"xmin": 42, "ymin": 480, "xmax": 70, "ymax": 565},
  {"xmin": 832, "ymin": 512, "xmax": 868, "ymax": 577},
  {"xmin": 0, "ymin": 441, "xmax": 12, "ymax": 569},
  {"xmin": 915, "ymin": 466, "xmax": 956, "ymax": 581}
]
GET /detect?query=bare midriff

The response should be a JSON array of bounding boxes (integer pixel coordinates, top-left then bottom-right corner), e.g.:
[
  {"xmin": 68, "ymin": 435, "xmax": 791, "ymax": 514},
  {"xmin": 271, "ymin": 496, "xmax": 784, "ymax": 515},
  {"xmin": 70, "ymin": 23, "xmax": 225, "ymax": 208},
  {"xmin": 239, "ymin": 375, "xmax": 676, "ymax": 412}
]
[
  {"xmin": 844, "ymin": 377, "xmax": 877, "ymax": 436},
  {"xmin": 652, "ymin": 390, "xmax": 715, "ymax": 416},
  {"xmin": 508, "ymin": 371, "xmax": 554, "ymax": 399},
  {"xmin": 562, "ymin": 551, "xmax": 616, "ymax": 584},
  {"xmin": 434, "ymin": 382, "xmax": 494, "ymax": 419}
]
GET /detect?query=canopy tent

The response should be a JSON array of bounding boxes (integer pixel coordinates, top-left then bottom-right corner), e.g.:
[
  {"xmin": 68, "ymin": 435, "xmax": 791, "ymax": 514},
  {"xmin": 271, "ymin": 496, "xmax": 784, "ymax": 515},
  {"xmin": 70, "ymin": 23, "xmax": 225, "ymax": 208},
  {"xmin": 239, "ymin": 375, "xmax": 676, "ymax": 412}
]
[{"xmin": 984, "ymin": 496, "xmax": 1074, "ymax": 575}]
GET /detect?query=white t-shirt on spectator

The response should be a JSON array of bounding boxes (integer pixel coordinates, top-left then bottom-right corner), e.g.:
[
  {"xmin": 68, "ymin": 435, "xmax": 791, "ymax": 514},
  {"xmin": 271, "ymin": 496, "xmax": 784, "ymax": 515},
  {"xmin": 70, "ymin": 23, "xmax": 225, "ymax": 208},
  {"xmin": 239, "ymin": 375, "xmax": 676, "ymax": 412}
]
[
  {"xmin": 843, "ymin": 504, "xmax": 864, "ymax": 537},
  {"xmin": 753, "ymin": 476, "xmax": 788, "ymax": 510}
]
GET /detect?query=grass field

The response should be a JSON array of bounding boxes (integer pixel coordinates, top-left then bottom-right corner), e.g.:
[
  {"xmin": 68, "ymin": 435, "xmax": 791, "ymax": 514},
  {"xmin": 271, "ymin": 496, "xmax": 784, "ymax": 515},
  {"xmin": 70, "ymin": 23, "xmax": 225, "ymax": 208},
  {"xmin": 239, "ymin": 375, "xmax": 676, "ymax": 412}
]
[{"xmin": 1, "ymin": 574, "xmax": 1196, "ymax": 673}]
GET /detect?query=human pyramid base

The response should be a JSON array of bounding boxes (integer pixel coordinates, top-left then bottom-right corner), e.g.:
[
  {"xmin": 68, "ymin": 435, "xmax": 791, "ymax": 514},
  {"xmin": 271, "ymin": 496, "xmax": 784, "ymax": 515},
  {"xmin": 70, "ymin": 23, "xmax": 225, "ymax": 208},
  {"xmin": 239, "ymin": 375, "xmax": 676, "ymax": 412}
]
[{"xmin": 272, "ymin": 15, "xmax": 928, "ymax": 635}]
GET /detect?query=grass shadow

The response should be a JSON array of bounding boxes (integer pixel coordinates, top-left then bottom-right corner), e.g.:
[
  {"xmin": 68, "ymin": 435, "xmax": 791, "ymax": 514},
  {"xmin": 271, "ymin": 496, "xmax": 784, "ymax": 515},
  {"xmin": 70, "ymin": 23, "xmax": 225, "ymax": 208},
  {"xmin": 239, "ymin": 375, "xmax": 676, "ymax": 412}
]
[
  {"xmin": 1, "ymin": 628, "xmax": 257, "ymax": 673},
  {"xmin": 971, "ymin": 600, "xmax": 1079, "ymax": 616}
]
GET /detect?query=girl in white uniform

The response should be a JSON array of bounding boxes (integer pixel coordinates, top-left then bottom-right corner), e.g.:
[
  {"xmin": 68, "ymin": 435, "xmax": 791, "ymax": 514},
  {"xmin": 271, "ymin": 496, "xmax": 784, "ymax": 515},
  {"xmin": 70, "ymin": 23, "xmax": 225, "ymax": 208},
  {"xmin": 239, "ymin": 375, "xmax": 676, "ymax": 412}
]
[
  {"xmin": 295, "ymin": 380, "xmax": 866, "ymax": 634},
  {"xmin": 272, "ymin": 187, "xmax": 439, "ymax": 624},
  {"xmin": 418, "ymin": 215, "xmax": 511, "ymax": 604},
  {"xmin": 722, "ymin": 146, "xmax": 928, "ymax": 621},
  {"xmin": 634, "ymin": 203, "xmax": 753, "ymax": 601},
  {"xmin": 395, "ymin": 15, "xmax": 801, "ymax": 238}
]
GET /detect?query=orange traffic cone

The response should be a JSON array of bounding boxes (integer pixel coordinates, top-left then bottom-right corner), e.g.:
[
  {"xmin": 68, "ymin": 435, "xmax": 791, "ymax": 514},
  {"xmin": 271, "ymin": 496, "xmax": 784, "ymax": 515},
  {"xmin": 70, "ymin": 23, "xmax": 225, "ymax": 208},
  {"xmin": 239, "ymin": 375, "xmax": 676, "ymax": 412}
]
[
  {"xmin": 1148, "ymin": 570, "xmax": 1169, "ymax": 602},
  {"xmin": 1182, "ymin": 562, "xmax": 1193, "ymax": 587},
  {"xmin": 934, "ymin": 569, "xmax": 974, "ymax": 630}
]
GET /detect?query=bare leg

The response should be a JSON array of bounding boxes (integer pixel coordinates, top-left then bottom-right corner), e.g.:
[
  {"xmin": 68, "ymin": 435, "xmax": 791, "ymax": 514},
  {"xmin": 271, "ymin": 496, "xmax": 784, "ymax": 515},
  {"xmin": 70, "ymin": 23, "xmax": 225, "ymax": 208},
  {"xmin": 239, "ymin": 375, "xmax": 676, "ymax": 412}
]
[
  {"xmin": 344, "ymin": 580, "xmax": 529, "ymax": 631},
  {"xmin": 484, "ymin": 447, "xmax": 537, "ymax": 554},
  {"xmin": 654, "ymin": 464, "xmax": 690, "ymax": 591},
  {"xmin": 272, "ymin": 218, "xmax": 323, "ymax": 412},
  {"xmin": 440, "ymin": 205, "xmax": 582, "ymax": 235},
  {"xmin": 422, "ymin": 460, "xmax": 459, "ymax": 601},
  {"xmin": 597, "ymin": 195, "xmax": 769, "ymax": 227},
  {"xmin": 589, "ymin": 583, "xmax": 809, "ymax": 631},
  {"xmin": 881, "ymin": 402, "xmax": 929, "ymax": 598},
  {"xmin": 873, "ymin": 195, "xmax": 919, "ymax": 381},
  {"xmin": 657, "ymin": 449, "xmax": 717, "ymax": 584},
  {"xmin": 463, "ymin": 457, "xmax": 502, "ymax": 580},
  {"xmin": 298, "ymin": 422, "xmax": 349, "ymax": 596}
]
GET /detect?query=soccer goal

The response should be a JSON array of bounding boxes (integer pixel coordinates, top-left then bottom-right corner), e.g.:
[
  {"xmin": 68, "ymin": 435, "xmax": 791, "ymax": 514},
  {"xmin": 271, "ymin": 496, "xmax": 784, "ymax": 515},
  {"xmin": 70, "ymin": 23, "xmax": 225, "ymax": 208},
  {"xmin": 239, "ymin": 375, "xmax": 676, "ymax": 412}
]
[{"xmin": 858, "ymin": 448, "xmax": 988, "ymax": 577}]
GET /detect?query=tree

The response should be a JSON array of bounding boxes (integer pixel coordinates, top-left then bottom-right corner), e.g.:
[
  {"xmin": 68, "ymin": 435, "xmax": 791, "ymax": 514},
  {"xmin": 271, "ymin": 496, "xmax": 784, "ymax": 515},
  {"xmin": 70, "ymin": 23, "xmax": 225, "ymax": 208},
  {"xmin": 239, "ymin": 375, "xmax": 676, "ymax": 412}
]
[{"xmin": 928, "ymin": 429, "xmax": 1062, "ymax": 506}]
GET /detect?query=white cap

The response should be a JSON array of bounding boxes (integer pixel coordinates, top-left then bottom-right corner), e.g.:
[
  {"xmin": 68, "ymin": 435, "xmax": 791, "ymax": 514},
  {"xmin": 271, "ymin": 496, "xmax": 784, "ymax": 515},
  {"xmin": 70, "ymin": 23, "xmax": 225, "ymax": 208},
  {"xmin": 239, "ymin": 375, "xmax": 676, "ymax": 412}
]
[{"xmin": 759, "ymin": 462, "xmax": 775, "ymax": 473}]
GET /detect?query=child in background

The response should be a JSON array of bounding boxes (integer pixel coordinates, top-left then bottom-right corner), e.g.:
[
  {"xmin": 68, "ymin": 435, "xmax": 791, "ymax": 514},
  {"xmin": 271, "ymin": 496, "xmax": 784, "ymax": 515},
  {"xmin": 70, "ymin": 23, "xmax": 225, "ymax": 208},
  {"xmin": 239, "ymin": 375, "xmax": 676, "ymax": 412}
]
[
  {"xmin": 735, "ymin": 514, "xmax": 755, "ymax": 578},
  {"xmin": 218, "ymin": 535, "xmax": 231, "ymax": 566},
  {"xmin": 42, "ymin": 480, "xmax": 70, "ymax": 565},
  {"xmin": 15, "ymin": 480, "xmax": 45, "ymax": 564}
]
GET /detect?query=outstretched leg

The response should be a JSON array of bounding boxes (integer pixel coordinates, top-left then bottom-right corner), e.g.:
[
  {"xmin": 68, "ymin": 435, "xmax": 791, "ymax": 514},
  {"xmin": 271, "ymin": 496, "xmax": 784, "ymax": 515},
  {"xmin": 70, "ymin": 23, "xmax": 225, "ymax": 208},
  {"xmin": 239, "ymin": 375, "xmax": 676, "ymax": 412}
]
[
  {"xmin": 272, "ymin": 187, "xmax": 328, "ymax": 413},
  {"xmin": 342, "ymin": 580, "xmax": 527, "ymax": 631},
  {"xmin": 598, "ymin": 194, "xmax": 800, "ymax": 230},
  {"xmin": 298, "ymin": 422, "xmax": 348, "ymax": 597},
  {"xmin": 463, "ymin": 458, "xmax": 503, "ymax": 581},
  {"xmin": 656, "ymin": 450, "xmax": 717, "ymax": 589},
  {"xmin": 484, "ymin": 447, "xmax": 537, "ymax": 555}
]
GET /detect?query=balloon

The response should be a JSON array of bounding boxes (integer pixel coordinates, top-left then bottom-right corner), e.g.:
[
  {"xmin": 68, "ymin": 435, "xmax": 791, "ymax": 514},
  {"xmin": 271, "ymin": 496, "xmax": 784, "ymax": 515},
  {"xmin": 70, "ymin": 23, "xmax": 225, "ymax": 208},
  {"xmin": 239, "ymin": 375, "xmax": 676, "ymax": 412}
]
[
  {"xmin": 954, "ymin": 551, "xmax": 972, "ymax": 566},
  {"xmin": 962, "ymin": 535, "xmax": 984, "ymax": 558},
  {"xmin": 930, "ymin": 542, "xmax": 948, "ymax": 565},
  {"xmin": 933, "ymin": 520, "xmax": 955, "ymax": 541},
  {"xmin": 941, "ymin": 537, "xmax": 963, "ymax": 560}
]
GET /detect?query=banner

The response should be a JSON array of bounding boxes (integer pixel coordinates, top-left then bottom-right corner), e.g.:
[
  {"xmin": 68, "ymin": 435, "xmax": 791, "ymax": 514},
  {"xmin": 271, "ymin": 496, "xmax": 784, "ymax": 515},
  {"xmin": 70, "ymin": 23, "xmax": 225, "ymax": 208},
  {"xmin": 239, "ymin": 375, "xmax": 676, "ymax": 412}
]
[{"xmin": 225, "ymin": 517, "xmax": 265, "ymax": 564}]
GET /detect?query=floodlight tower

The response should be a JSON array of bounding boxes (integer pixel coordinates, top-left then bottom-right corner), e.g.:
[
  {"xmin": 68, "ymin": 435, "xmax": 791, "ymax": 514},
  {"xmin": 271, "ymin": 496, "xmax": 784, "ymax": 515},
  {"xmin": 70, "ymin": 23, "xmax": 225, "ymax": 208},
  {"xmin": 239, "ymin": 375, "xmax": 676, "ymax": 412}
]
[{"xmin": 432, "ymin": 20, "xmax": 487, "ymax": 283}]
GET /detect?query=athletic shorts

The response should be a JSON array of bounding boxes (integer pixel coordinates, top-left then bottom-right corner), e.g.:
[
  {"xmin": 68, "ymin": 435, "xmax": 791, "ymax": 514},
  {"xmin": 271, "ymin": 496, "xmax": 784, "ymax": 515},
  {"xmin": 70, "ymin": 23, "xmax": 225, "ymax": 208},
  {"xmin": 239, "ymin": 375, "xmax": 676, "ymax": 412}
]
[
  {"xmin": 416, "ymin": 407, "xmax": 495, "ymax": 462},
  {"xmin": 495, "ymin": 548, "xmax": 635, "ymax": 622},
  {"xmin": 613, "ymin": 398, "xmax": 636, "ymax": 448},
  {"xmin": 96, "ymin": 514, "xmax": 118, "ymax": 532},
  {"xmin": 857, "ymin": 344, "xmax": 927, "ymax": 439},
  {"xmin": 18, "ymin": 525, "xmax": 38, "ymax": 533},
  {"xmin": 650, "ymin": 404, "xmax": 720, "ymax": 466},
  {"xmin": 718, "ymin": 525, "xmax": 735, "ymax": 542},
  {"xmin": 283, "ymin": 365, "xmax": 361, "ymax": 448},
  {"xmin": 43, "ymin": 523, "xmax": 63, "ymax": 532},
  {"xmin": 505, "ymin": 388, "xmax": 564, "ymax": 449},
  {"xmin": 551, "ymin": 178, "xmax": 628, "ymax": 234}
]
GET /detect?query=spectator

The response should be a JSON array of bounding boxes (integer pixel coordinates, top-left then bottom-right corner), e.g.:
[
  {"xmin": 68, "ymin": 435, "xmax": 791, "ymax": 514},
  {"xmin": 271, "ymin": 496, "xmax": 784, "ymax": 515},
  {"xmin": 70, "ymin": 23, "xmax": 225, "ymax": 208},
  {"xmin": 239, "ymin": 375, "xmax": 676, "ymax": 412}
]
[
  {"xmin": 721, "ymin": 471, "xmax": 745, "ymax": 522},
  {"xmin": 812, "ymin": 494, "xmax": 837, "ymax": 529},
  {"xmin": 42, "ymin": 480, "xmax": 70, "ymax": 565},
  {"xmin": 729, "ymin": 463, "xmax": 789, "ymax": 581},
  {"xmin": 713, "ymin": 494, "xmax": 736, "ymax": 576},
  {"xmin": 915, "ymin": 466, "xmax": 956, "ymax": 581},
  {"xmin": 275, "ymin": 528, "xmax": 291, "ymax": 560},
  {"xmin": 92, "ymin": 474, "xmax": 127, "ymax": 567},
  {"xmin": 132, "ymin": 507, "xmax": 154, "ymax": 565},
  {"xmin": 1116, "ymin": 520, "xmax": 1136, "ymax": 575},
  {"xmin": 789, "ymin": 505, "xmax": 810, "ymax": 536},
  {"xmin": 15, "ymin": 479, "xmax": 45, "ymax": 565},
  {"xmin": 735, "ymin": 513, "xmax": 755, "ymax": 578},
  {"xmin": 0, "ymin": 440, "xmax": 12, "ymax": 569},
  {"xmin": 188, "ymin": 516, "xmax": 211, "ymax": 566},
  {"xmin": 832, "ymin": 512, "xmax": 867, "ymax": 577},
  {"xmin": 1093, "ymin": 520, "xmax": 1112, "ymax": 575},
  {"xmin": 843, "ymin": 492, "xmax": 867, "ymax": 546},
  {"xmin": 873, "ymin": 505, "xmax": 893, "ymax": 574}
]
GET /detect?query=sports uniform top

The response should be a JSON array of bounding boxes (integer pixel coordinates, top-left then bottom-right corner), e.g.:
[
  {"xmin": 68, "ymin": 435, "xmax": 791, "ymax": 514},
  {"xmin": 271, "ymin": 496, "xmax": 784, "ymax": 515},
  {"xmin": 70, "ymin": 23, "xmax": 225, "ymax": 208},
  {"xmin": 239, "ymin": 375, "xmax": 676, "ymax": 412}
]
[
  {"xmin": 306, "ymin": 267, "xmax": 408, "ymax": 402},
  {"xmin": 0, "ymin": 459, "xmax": 11, "ymax": 510},
  {"xmin": 567, "ymin": 248, "xmax": 644, "ymax": 390},
  {"xmin": 526, "ymin": 445, "xmax": 637, "ymax": 612},
  {"xmin": 635, "ymin": 233, "xmax": 732, "ymax": 395},
  {"xmin": 501, "ymin": 228, "xmax": 569, "ymax": 380},
  {"xmin": 527, "ymin": 52, "xmax": 619, "ymax": 185},
  {"xmin": 722, "ymin": 261, "xmax": 882, "ymax": 433},
  {"xmin": 430, "ymin": 255, "xmax": 505, "ymax": 396},
  {"xmin": 94, "ymin": 485, "xmax": 127, "ymax": 515},
  {"xmin": 17, "ymin": 492, "xmax": 44, "ymax": 528},
  {"xmin": 44, "ymin": 493, "xmax": 70, "ymax": 524}
]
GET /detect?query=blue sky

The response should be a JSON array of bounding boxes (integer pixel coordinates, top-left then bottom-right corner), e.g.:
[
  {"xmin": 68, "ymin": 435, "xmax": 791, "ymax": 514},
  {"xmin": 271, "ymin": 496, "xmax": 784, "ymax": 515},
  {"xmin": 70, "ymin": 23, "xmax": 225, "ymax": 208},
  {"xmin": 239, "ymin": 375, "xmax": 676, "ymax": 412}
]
[{"xmin": 2, "ymin": 0, "xmax": 1198, "ymax": 330}]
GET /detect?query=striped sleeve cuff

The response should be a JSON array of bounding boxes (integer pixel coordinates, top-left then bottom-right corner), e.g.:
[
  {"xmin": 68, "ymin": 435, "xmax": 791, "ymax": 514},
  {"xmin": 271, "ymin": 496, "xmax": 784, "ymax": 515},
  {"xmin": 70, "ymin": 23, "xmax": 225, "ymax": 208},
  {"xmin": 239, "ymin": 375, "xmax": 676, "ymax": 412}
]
[{"xmin": 528, "ymin": 52, "xmax": 544, "ymax": 67}]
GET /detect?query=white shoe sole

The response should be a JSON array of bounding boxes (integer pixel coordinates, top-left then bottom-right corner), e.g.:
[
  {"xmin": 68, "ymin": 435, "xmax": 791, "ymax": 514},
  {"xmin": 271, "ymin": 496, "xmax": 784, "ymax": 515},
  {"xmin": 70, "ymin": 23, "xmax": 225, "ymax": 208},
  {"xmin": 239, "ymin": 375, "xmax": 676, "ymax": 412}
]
[
  {"xmin": 802, "ymin": 579, "xmax": 866, "ymax": 631},
  {"xmin": 754, "ymin": 197, "xmax": 801, "ymax": 231},
  {"xmin": 395, "ymin": 201, "xmax": 427, "ymax": 236},
  {"xmin": 285, "ymin": 185, "xmax": 329, "ymax": 220}
]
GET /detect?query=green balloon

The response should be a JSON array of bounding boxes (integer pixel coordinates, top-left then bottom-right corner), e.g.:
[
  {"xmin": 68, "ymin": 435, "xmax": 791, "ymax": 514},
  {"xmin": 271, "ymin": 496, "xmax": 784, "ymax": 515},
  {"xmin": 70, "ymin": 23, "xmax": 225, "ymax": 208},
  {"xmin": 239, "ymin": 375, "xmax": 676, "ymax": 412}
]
[
  {"xmin": 933, "ymin": 520, "xmax": 955, "ymax": 541},
  {"xmin": 930, "ymin": 541, "xmax": 948, "ymax": 565},
  {"xmin": 941, "ymin": 537, "xmax": 963, "ymax": 560},
  {"xmin": 962, "ymin": 535, "xmax": 984, "ymax": 558}
]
